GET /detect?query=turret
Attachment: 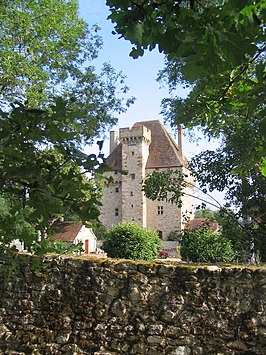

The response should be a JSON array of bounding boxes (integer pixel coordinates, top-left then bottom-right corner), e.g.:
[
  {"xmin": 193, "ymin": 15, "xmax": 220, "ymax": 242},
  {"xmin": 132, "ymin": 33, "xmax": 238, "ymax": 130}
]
[{"xmin": 119, "ymin": 125, "xmax": 151, "ymax": 227}]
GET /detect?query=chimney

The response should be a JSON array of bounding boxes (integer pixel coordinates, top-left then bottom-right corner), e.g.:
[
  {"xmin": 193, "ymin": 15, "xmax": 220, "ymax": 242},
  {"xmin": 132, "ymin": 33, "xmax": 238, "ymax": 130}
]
[
  {"xmin": 110, "ymin": 130, "xmax": 118, "ymax": 154},
  {"xmin": 178, "ymin": 125, "xmax": 183, "ymax": 157}
]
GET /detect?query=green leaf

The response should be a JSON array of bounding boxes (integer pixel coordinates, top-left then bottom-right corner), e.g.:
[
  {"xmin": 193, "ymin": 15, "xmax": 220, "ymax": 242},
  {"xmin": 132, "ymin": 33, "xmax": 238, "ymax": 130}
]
[
  {"xmin": 130, "ymin": 47, "xmax": 144, "ymax": 59},
  {"xmin": 262, "ymin": 160, "xmax": 266, "ymax": 177}
]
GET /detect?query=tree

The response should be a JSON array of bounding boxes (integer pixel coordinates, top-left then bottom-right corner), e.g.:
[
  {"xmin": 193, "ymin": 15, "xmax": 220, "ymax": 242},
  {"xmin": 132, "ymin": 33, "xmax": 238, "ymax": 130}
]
[
  {"xmin": 167, "ymin": 230, "xmax": 182, "ymax": 242},
  {"xmin": 0, "ymin": 0, "xmax": 134, "ymax": 259},
  {"xmin": 107, "ymin": 0, "xmax": 266, "ymax": 259},
  {"xmin": 195, "ymin": 208, "xmax": 216, "ymax": 220},
  {"xmin": 0, "ymin": 103, "xmax": 105, "ymax": 258},
  {"xmin": 1, "ymin": 0, "xmax": 92, "ymax": 105},
  {"xmin": 190, "ymin": 124, "xmax": 266, "ymax": 259},
  {"xmin": 143, "ymin": 168, "xmax": 266, "ymax": 261},
  {"xmin": 102, "ymin": 222, "xmax": 161, "ymax": 261},
  {"xmin": 107, "ymin": 0, "xmax": 266, "ymax": 173}
]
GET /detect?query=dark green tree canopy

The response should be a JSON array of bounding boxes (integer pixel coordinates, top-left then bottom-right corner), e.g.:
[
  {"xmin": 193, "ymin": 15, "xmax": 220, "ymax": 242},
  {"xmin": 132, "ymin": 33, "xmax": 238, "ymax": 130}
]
[
  {"xmin": 107, "ymin": 0, "xmax": 266, "ymax": 172},
  {"xmin": 107, "ymin": 0, "xmax": 265, "ymax": 77}
]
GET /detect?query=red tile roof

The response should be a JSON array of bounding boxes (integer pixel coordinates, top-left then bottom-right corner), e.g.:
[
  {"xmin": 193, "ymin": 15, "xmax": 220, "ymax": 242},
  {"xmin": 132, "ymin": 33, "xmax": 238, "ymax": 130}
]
[
  {"xmin": 51, "ymin": 221, "xmax": 83, "ymax": 243},
  {"xmin": 134, "ymin": 120, "xmax": 187, "ymax": 168},
  {"xmin": 106, "ymin": 120, "xmax": 187, "ymax": 170},
  {"xmin": 185, "ymin": 218, "xmax": 219, "ymax": 232}
]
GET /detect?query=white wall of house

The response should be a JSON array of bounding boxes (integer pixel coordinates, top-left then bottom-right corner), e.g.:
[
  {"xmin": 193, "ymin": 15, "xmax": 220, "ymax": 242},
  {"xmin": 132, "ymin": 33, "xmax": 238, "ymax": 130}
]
[{"xmin": 74, "ymin": 226, "xmax": 97, "ymax": 254}]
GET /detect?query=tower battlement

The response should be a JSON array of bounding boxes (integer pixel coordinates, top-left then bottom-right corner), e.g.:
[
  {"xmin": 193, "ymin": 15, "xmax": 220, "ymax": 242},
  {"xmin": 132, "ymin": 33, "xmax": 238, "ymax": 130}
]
[{"xmin": 119, "ymin": 126, "xmax": 151, "ymax": 143}]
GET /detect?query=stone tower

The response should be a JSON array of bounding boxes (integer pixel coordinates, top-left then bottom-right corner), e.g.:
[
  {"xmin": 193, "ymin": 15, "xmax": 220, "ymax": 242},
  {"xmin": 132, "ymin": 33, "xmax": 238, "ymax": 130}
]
[
  {"xmin": 119, "ymin": 125, "xmax": 151, "ymax": 226},
  {"xmin": 100, "ymin": 120, "xmax": 194, "ymax": 240}
]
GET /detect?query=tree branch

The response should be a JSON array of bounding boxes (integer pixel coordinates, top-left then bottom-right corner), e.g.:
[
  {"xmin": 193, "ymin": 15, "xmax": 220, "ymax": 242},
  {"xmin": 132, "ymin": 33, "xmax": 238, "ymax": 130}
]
[{"xmin": 219, "ymin": 45, "xmax": 266, "ymax": 101}]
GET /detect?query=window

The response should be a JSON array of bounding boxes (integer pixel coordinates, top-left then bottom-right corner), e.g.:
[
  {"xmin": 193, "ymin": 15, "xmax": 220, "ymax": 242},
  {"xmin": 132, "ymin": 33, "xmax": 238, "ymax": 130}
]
[
  {"xmin": 114, "ymin": 170, "xmax": 118, "ymax": 175},
  {"xmin": 131, "ymin": 204, "xmax": 134, "ymax": 208},
  {"xmin": 131, "ymin": 173, "xmax": 135, "ymax": 180},
  {"xmin": 157, "ymin": 230, "xmax": 163, "ymax": 239},
  {"xmin": 115, "ymin": 187, "xmax": 119, "ymax": 193},
  {"xmin": 115, "ymin": 208, "xmax": 119, "ymax": 216},
  {"xmin": 130, "ymin": 191, "xmax": 134, "ymax": 196},
  {"xmin": 132, "ymin": 151, "xmax": 134, "ymax": 156},
  {"xmin": 158, "ymin": 206, "xmax": 164, "ymax": 215}
]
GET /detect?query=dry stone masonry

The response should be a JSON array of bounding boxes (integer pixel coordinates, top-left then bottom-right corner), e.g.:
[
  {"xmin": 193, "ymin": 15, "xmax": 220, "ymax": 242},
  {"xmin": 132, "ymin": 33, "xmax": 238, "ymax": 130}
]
[{"xmin": 1, "ymin": 256, "xmax": 266, "ymax": 354}]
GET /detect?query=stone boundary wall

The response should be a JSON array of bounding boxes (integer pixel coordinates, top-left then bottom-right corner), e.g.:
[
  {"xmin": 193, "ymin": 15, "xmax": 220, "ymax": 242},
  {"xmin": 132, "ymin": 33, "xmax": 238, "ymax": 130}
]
[{"xmin": 1, "ymin": 256, "xmax": 266, "ymax": 354}]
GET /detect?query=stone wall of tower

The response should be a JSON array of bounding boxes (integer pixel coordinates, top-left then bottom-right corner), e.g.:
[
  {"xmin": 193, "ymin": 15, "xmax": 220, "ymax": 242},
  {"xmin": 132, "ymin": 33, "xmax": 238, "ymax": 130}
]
[
  {"xmin": 145, "ymin": 166, "xmax": 195, "ymax": 240},
  {"xmin": 99, "ymin": 171, "xmax": 122, "ymax": 228},
  {"xmin": 119, "ymin": 126, "xmax": 151, "ymax": 227},
  {"xmin": 145, "ymin": 167, "xmax": 183, "ymax": 240}
]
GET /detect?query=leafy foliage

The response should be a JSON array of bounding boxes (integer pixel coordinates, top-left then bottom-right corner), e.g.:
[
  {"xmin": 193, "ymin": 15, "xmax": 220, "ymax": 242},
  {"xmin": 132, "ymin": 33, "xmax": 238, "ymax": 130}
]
[
  {"xmin": 31, "ymin": 239, "xmax": 83, "ymax": 256},
  {"xmin": 144, "ymin": 167, "xmax": 266, "ymax": 261},
  {"xmin": 102, "ymin": 222, "xmax": 161, "ymax": 261},
  {"xmin": 107, "ymin": 0, "xmax": 265, "ymax": 171},
  {"xmin": 0, "ymin": 0, "xmax": 134, "ymax": 261},
  {"xmin": 92, "ymin": 224, "xmax": 108, "ymax": 241},
  {"xmin": 1, "ymin": 0, "xmax": 95, "ymax": 105},
  {"xmin": 195, "ymin": 208, "xmax": 216, "ymax": 220},
  {"xmin": 214, "ymin": 208, "xmax": 264, "ymax": 263},
  {"xmin": 191, "ymin": 131, "xmax": 266, "ymax": 259},
  {"xmin": 167, "ymin": 230, "xmax": 182, "ymax": 242},
  {"xmin": 143, "ymin": 169, "xmax": 188, "ymax": 207},
  {"xmin": 107, "ymin": 0, "xmax": 266, "ymax": 259},
  {"xmin": 0, "ymin": 101, "xmax": 107, "ymax": 261},
  {"xmin": 181, "ymin": 229, "xmax": 234, "ymax": 263},
  {"xmin": 108, "ymin": 1, "xmax": 265, "ymax": 77}
]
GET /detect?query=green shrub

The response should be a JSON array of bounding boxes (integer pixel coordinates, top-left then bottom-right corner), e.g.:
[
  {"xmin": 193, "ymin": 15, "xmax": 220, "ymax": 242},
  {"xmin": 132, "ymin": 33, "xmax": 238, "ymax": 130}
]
[
  {"xmin": 167, "ymin": 230, "xmax": 182, "ymax": 242},
  {"xmin": 31, "ymin": 239, "xmax": 83, "ymax": 255},
  {"xmin": 102, "ymin": 222, "xmax": 161, "ymax": 261},
  {"xmin": 180, "ymin": 229, "xmax": 234, "ymax": 263},
  {"xmin": 92, "ymin": 224, "xmax": 107, "ymax": 240}
]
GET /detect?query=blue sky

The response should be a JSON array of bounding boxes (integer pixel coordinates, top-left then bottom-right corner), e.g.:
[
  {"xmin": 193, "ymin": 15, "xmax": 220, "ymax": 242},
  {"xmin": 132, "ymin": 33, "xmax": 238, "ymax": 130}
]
[
  {"xmin": 78, "ymin": 0, "xmax": 225, "ymax": 208},
  {"xmin": 79, "ymin": 1, "xmax": 193, "ymax": 151}
]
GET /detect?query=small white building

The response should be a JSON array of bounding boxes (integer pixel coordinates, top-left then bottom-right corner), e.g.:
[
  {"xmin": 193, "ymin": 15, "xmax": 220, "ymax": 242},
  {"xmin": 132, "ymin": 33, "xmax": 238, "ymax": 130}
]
[{"xmin": 51, "ymin": 221, "xmax": 97, "ymax": 254}]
